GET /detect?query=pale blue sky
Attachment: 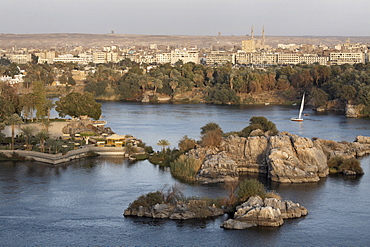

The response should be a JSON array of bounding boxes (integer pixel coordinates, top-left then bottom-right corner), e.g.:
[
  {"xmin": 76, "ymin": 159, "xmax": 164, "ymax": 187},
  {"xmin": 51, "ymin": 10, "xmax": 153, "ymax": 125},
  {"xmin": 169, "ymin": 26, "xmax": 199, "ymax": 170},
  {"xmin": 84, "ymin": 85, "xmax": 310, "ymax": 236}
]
[{"xmin": 1, "ymin": 0, "xmax": 369, "ymax": 36}]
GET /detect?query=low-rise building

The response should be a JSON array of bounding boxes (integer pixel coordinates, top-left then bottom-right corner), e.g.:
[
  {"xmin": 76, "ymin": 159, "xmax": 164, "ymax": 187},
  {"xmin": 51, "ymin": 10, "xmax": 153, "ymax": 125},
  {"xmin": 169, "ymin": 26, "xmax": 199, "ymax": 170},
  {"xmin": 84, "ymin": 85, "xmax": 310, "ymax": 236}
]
[
  {"xmin": 329, "ymin": 52, "xmax": 365, "ymax": 65},
  {"xmin": 206, "ymin": 51, "xmax": 234, "ymax": 65}
]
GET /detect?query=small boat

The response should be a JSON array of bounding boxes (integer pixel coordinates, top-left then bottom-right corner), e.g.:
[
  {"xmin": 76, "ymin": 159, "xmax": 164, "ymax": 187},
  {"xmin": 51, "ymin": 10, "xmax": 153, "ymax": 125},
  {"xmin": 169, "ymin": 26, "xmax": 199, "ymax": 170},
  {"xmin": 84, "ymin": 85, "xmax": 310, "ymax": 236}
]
[{"xmin": 291, "ymin": 93, "xmax": 305, "ymax": 121}]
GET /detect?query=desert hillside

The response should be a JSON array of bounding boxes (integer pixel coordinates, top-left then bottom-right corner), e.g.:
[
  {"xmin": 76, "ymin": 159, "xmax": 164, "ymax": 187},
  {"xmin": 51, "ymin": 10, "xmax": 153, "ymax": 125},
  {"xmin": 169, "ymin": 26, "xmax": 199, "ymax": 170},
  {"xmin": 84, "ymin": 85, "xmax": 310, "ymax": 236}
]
[{"xmin": 1, "ymin": 33, "xmax": 370, "ymax": 49}]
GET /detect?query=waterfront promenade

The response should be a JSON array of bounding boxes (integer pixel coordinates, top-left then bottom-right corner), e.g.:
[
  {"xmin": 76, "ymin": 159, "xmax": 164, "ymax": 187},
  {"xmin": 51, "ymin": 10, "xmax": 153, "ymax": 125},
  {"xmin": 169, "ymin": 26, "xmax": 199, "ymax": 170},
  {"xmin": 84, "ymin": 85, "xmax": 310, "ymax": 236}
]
[{"xmin": 0, "ymin": 146, "xmax": 130, "ymax": 165}]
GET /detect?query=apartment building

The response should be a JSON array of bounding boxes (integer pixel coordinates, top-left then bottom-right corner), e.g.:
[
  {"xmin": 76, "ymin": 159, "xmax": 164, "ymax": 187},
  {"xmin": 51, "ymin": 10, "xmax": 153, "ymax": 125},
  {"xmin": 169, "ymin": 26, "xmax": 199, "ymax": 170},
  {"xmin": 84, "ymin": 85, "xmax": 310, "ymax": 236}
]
[
  {"xmin": 156, "ymin": 52, "xmax": 171, "ymax": 64},
  {"xmin": 206, "ymin": 51, "xmax": 235, "ymax": 65},
  {"xmin": 298, "ymin": 54, "xmax": 328, "ymax": 65},
  {"xmin": 8, "ymin": 54, "xmax": 31, "ymax": 64},
  {"xmin": 329, "ymin": 52, "xmax": 365, "ymax": 65},
  {"xmin": 53, "ymin": 54, "xmax": 85, "ymax": 64},
  {"xmin": 36, "ymin": 51, "xmax": 56, "ymax": 64},
  {"xmin": 251, "ymin": 53, "xmax": 277, "ymax": 65},
  {"xmin": 170, "ymin": 49, "xmax": 199, "ymax": 64},
  {"xmin": 235, "ymin": 52, "xmax": 251, "ymax": 65}
]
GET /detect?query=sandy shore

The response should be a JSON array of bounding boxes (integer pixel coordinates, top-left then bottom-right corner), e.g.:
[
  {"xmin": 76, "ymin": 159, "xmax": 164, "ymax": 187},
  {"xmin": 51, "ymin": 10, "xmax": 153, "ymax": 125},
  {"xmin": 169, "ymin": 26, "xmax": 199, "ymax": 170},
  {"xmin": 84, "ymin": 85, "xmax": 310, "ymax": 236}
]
[{"xmin": 3, "ymin": 121, "xmax": 70, "ymax": 138}]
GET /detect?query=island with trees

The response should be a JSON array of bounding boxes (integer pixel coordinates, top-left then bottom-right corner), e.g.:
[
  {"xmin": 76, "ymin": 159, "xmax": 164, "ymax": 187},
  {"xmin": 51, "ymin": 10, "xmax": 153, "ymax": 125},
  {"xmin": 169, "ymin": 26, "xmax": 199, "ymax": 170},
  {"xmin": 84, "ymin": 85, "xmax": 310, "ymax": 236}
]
[{"xmin": 124, "ymin": 117, "xmax": 369, "ymax": 229}]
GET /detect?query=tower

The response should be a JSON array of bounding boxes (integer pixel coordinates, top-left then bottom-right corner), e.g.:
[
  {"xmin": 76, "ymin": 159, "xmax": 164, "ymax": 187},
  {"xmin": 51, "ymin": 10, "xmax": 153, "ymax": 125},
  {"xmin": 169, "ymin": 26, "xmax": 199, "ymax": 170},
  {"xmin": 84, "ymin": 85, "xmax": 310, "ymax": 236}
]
[
  {"xmin": 251, "ymin": 26, "xmax": 254, "ymax": 40},
  {"xmin": 262, "ymin": 26, "xmax": 265, "ymax": 47}
]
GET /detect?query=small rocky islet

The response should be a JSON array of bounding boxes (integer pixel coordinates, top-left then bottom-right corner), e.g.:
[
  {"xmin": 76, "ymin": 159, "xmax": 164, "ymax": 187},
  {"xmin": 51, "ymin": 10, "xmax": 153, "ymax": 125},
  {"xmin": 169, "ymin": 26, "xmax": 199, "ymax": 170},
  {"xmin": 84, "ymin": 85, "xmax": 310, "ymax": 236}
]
[
  {"xmin": 124, "ymin": 195, "xmax": 308, "ymax": 230},
  {"xmin": 124, "ymin": 132, "xmax": 370, "ymax": 229}
]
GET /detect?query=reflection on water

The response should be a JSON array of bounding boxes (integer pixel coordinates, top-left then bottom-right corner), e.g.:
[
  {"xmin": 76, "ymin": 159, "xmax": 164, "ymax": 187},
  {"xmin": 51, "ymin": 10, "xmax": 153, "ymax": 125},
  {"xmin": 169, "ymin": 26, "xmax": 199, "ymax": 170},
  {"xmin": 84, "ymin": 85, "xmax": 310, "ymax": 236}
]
[{"xmin": 1, "ymin": 103, "xmax": 370, "ymax": 246}]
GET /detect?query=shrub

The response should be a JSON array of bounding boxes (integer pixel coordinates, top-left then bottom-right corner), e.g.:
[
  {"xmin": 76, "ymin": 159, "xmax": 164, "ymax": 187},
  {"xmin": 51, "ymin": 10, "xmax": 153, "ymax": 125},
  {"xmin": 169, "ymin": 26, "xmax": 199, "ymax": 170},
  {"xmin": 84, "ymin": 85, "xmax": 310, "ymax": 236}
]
[
  {"xmin": 170, "ymin": 155, "xmax": 202, "ymax": 182},
  {"xmin": 130, "ymin": 153, "xmax": 149, "ymax": 160},
  {"xmin": 338, "ymin": 158, "xmax": 364, "ymax": 175},
  {"xmin": 178, "ymin": 135, "xmax": 197, "ymax": 153},
  {"xmin": 236, "ymin": 178, "xmax": 267, "ymax": 202},
  {"xmin": 162, "ymin": 185, "xmax": 185, "ymax": 204},
  {"xmin": 239, "ymin": 116, "xmax": 278, "ymax": 137},
  {"xmin": 265, "ymin": 191, "xmax": 282, "ymax": 200},
  {"xmin": 129, "ymin": 186, "xmax": 186, "ymax": 209},
  {"xmin": 201, "ymin": 129, "xmax": 223, "ymax": 147},
  {"xmin": 200, "ymin": 122, "xmax": 223, "ymax": 135},
  {"xmin": 129, "ymin": 191, "xmax": 163, "ymax": 208},
  {"xmin": 327, "ymin": 156, "xmax": 364, "ymax": 175},
  {"xmin": 148, "ymin": 148, "xmax": 181, "ymax": 167}
]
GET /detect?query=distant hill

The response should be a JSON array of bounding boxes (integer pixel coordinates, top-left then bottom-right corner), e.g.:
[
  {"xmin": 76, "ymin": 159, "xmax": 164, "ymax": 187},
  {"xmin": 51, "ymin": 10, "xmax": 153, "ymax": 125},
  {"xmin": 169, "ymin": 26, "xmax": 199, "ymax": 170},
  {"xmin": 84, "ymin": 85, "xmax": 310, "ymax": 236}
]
[{"xmin": 1, "ymin": 33, "xmax": 370, "ymax": 49}]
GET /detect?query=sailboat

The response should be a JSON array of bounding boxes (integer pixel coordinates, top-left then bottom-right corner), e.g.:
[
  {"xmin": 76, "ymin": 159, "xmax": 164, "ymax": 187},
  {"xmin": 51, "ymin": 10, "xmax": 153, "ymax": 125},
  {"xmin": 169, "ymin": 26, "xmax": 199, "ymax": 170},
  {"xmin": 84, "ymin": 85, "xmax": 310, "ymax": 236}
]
[{"xmin": 291, "ymin": 93, "xmax": 305, "ymax": 121}]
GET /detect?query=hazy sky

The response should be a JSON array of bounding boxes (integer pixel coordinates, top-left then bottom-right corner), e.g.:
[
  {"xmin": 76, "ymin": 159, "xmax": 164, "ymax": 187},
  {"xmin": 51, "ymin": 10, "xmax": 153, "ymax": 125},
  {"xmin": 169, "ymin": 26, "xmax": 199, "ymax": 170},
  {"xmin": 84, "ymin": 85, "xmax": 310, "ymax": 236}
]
[{"xmin": 1, "ymin": 0, "xmax": 369, "ymax": 36}]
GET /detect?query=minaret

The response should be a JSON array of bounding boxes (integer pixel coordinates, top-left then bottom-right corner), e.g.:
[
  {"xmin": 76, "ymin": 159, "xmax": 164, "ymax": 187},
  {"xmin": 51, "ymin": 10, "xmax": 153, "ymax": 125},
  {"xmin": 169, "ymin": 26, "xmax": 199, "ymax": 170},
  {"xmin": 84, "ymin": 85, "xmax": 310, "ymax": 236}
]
[
  {"xmin": 262, "ymin": 26, "xmax": 266, "ymax": 47},
  {"xmin": 251, "ymin": 26, "xmax": 254, "ymax": 40}
]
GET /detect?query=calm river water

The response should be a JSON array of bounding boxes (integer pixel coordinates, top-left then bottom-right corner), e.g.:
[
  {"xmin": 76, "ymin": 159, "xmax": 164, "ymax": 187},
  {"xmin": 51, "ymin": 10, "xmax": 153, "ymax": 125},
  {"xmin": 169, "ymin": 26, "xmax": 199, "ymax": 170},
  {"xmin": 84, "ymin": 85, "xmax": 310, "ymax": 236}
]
[{"xmin": 1, "ymin": 102, "xmax": 370, "ymax": 246}]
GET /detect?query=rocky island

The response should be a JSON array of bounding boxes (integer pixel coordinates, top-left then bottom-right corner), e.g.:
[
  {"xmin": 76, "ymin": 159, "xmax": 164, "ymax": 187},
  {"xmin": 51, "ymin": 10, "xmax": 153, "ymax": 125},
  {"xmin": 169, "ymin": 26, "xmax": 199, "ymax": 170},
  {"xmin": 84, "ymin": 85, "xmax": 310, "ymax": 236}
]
[{"xmin": 186, "ymin": 132, "xmax": 370, "ymax": 184}]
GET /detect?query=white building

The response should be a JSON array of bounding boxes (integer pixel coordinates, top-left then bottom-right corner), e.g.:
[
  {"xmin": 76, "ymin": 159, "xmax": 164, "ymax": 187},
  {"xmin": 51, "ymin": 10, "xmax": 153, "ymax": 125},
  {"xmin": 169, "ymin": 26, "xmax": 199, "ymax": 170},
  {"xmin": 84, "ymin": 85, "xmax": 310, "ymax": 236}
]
[
  {"xmin": 170, "ymin": 49, "xmax": 199, "ymax": 64},
  {"xmin": 53, "ymin": 54, "xmax": 85, "ymax": 64},
  {"xmin": 329, "ymin": 52, "xmax": 365, "ymax": 65},
  {"xmin": 8, "ymin": 54, "xmax": 32, "ymax": 64}
]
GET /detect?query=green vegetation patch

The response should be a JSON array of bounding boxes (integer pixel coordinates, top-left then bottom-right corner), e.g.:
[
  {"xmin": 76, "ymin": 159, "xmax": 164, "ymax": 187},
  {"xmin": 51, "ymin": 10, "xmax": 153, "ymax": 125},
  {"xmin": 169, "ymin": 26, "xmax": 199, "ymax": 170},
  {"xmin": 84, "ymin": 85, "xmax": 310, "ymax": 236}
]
[
  {"xmin": 328, "ymin": 156, "xmax": 364, "ymax": 175},
  {"xmin": 170, "ymin": 155, "xmax": 202, "ymax": 182}
]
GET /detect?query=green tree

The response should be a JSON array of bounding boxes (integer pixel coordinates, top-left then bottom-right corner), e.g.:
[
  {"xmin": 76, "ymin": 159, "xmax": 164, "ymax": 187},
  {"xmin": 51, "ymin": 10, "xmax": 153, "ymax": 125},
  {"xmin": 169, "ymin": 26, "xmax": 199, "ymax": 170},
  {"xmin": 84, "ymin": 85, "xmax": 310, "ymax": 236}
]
[
  {"xmin": 200, "ymin": 122, "xmax": 222, "ymax": 135},
  {"xmin": 55, "ymin": 92, "xmax": 102, "ymax": 120},
  {"xmin": 44, "ymin": 99, "xmax": 54, "ymax": 121},
  {"xmin": 0, "ymin": 82, "xmax": 22, "ymax": 121},
  {"xmin": 36, "ymin": 129, "xmax": 50, "ymax": 153},
  {"xmin": 240, "ymin": 116, "xmax": 278, "ymax": 137},
  {"xmin": 200, "ymin": 122, "xmax": 223, "ymax": 147},
  {"xmin": 4, "ymin": 113, "xmax": 23, "ymax": 150},
  {"xmin": 21, "ymin": 125, "xmax": 35, "ymax": 150},
  {"xmin": 32, "ymin": 80, "xmax": 47, "ymax": 120}
]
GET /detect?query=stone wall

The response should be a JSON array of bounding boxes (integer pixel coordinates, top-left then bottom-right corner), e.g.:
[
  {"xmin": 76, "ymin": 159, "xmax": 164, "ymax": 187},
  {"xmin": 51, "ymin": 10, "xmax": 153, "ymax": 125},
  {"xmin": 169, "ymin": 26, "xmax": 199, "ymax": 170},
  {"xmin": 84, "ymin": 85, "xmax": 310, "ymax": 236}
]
[{"xmin": 0, "ymin": 146, "xmax": 134, "ymax": 165}]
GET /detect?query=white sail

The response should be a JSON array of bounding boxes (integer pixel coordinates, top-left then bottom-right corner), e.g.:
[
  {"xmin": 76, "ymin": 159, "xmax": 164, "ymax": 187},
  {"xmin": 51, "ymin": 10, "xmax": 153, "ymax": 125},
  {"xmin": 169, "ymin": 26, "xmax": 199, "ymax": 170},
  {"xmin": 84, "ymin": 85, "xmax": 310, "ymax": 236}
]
[
  {"xmin": 298, "ymin": 93, "xmax": 305, "ymax": 119},
  {"xmin": 291, "ymin": 93, "xmax": 305, "ymax": 121}
]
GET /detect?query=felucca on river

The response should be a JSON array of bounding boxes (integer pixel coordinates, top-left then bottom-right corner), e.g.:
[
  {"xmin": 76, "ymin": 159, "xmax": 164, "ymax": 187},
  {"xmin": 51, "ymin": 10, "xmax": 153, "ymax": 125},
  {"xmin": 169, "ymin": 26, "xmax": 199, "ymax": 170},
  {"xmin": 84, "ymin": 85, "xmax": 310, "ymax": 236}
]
[{"xmin": 291, "ymin": 93, "xmax": 305, "ymax": 122}]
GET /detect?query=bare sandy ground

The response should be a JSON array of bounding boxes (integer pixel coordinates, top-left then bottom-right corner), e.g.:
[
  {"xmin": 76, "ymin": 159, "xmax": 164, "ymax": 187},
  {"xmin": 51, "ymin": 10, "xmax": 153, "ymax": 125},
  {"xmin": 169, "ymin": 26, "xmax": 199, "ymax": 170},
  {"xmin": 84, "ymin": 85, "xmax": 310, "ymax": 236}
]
[{"xmin": 3, "ymin": 121, "xmax": 69, "ymax": 138}]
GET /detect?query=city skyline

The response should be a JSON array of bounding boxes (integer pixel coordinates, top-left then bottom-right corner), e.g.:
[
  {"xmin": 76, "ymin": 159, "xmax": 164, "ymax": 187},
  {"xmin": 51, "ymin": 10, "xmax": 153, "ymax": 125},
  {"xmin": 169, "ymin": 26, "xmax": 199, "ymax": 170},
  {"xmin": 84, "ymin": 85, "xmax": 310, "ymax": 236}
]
[{"xmin": 1, "ymin": 0, "xmax": 370, "ymax": 36}]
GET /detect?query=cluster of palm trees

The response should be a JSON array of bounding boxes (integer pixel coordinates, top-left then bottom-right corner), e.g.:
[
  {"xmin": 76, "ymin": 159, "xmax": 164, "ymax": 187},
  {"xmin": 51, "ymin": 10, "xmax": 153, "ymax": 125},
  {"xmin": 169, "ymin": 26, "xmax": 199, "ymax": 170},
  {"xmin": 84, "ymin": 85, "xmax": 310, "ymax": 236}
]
[{"xmin": 1, "ymin": 114, "xmax": 74, "ymax": 153}]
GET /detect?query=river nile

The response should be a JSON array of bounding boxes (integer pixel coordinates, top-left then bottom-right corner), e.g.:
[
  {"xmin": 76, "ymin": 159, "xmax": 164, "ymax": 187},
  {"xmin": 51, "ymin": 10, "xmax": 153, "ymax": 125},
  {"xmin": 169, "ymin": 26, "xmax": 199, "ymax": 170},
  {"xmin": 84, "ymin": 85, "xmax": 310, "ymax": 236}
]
[{"xmin": 1, "ymin": 102, "xmax": 370, "ymax": 246}]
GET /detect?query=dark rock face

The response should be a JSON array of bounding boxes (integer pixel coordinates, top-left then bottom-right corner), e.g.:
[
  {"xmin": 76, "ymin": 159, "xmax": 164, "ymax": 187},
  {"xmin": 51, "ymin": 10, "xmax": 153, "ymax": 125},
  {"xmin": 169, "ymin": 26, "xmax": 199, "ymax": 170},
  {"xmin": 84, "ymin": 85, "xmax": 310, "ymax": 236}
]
[
  {"xmin": 221, "ymin": 196, "xmax": 308, "ymax": 229},
  {"xmin": 187, "ymin": 133, "xmax": 370, "ymax": 183},
  {"xmin": 124, "ymin": 200, "xmax": 225, "ymax": 220}
]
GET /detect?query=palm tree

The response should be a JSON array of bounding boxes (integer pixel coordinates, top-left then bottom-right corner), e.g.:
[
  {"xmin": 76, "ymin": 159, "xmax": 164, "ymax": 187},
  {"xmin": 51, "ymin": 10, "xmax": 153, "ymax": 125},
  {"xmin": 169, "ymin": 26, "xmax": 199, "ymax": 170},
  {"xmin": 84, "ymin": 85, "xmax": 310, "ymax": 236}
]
[
  {"xmin": 157, "ymin": 139, "xmax": 170, "ymax": 152},
  {"xmin": 44, "ymin": 99, "xmax": 55, "ymax": 121},
  {"xmin": 4, "ymin": 113, "xmax": 23, "ymax": 150},
  {"xmin": 20, "ymin": 125, "xmax": 35, "ymax": 150},
  {"xmin": 35, "ymin": 129, "xmax": 50, "ymax": 153},
  {"xmin": 41, "ymin": 118, "xmax": 52, "ymax": 132}
]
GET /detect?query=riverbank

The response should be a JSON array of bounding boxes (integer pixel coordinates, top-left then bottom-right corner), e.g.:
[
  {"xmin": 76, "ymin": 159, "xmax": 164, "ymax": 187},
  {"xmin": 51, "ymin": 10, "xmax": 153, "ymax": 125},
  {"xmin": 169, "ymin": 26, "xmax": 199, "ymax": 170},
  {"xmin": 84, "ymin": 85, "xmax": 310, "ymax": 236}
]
[{"xmin": 0, "ymin": 146, "xmax": 134, "ymax": 165}]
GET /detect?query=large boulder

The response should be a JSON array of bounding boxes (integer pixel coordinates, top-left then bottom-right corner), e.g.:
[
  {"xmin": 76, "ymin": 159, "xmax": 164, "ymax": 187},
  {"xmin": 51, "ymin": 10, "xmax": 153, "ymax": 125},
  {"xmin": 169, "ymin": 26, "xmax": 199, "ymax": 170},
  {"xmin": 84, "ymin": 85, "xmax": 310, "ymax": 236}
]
[
  {"xmin": 267, "ymin": 134, "xmax": 328, "ymax": 183},
  {"xmin": 195, "ymin": 151, "xmax": 239, "ymax": 184},
  {"xmin": 220, "ymin": 135, "xmax": 269, "ymax": 174},
  {"xmin": 221, "ymin": 196, "xmax": 308, "ymax": 230}
]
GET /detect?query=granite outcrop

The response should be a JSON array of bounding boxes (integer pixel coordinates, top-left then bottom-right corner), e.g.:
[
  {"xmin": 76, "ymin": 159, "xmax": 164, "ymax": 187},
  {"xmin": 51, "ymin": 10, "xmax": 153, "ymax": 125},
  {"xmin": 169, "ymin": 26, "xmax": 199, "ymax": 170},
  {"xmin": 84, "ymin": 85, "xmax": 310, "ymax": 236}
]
[
  {"xmin": 187, "ymin": 132, "xmax": 370, "ymax": 183},
  {"xmin": 221, "ymin": 196, "xmax": 308, "ymax": 229},
  {"xmin": 124, "ymin": 200, "xmax": 225, "ymax": 220}
]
